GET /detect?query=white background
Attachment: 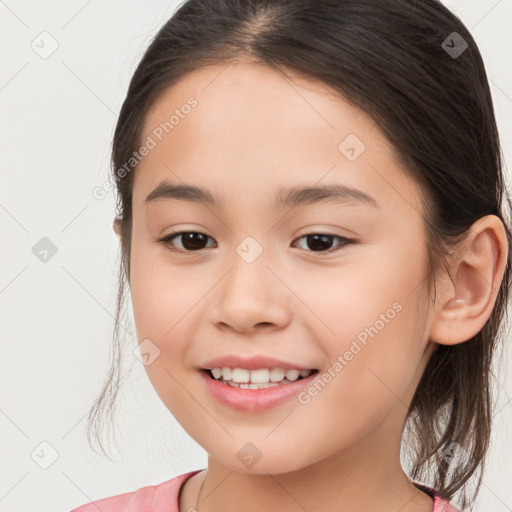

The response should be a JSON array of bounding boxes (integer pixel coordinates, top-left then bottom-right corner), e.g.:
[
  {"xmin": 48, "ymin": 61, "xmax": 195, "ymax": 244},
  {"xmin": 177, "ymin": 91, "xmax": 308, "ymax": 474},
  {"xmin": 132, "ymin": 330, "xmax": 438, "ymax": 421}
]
[{"xmin": 1, "ymin": 1, "xmax": 511, "ymax": 511}]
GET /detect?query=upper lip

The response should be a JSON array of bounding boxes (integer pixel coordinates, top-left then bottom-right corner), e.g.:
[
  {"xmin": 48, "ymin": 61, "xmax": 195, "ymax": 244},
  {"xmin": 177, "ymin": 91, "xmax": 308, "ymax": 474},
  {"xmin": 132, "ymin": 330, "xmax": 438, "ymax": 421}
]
[{"xmin": 200, "ymin": 355, "xmax": 316, "ymax": 371}]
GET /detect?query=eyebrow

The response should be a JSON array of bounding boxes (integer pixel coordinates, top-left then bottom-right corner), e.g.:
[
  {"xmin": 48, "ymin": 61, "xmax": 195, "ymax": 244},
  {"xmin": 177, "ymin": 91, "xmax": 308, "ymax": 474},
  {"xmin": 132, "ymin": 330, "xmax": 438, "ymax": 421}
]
[{"xmin": 145, "ymin": 180, "xmax": 379, "ymax": 208}]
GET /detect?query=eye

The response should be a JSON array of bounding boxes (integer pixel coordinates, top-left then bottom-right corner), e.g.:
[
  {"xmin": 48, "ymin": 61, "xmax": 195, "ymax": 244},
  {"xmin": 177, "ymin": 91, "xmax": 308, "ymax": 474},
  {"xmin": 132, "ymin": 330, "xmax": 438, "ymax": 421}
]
[
  {"xmin": 292, "ymin": 233, "xmax": 354, "ymax": 254},
  {"xmin": 158, "ymin": 231, "xmax": 354, "ymax": 255},
  {"xmin": 158, "ymin": 231, "xmax": 216, "ymax": 253}
]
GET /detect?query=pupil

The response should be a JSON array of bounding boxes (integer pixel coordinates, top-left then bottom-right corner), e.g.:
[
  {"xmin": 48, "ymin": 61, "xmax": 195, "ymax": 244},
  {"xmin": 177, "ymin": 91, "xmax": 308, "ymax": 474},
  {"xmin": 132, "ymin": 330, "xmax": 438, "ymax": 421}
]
[
  {"xmin": 307, "ymin": 234, "xmax": 332, "ymax": 251},
  {"xmin": 183, "ymin": 233, "xmax": 207, "ymax": 250}
]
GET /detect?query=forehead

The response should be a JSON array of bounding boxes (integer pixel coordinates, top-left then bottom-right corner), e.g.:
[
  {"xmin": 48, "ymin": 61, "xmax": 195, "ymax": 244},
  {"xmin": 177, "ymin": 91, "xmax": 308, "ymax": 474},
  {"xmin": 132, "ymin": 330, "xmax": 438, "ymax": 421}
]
[
  {"xmin": 132, "ymin": 61, "xmax": 420, "ymax": 214},
  {"xmin": 140, "ymin": 61, "xmax": 381, "ymax": 153}
]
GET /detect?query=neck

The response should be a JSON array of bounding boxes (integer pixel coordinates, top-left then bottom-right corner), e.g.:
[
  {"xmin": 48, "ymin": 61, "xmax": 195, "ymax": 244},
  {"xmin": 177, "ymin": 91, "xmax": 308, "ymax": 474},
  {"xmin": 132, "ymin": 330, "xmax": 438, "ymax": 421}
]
[{"xmin": 184, "ymin": 424, "xmax": 434, "ymax": 512}]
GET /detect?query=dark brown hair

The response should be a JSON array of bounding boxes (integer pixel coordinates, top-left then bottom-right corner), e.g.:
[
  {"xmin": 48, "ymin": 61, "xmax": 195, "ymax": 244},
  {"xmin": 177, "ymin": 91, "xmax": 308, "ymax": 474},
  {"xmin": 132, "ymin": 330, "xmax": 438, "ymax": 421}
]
[{"xmin": 87, "ymin": 1, "xmax": 512, "ymax": 509}]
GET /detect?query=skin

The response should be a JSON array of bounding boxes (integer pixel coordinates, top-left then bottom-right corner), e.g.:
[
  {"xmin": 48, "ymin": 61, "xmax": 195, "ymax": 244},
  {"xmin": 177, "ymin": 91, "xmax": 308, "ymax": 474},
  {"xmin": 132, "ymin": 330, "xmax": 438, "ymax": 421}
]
[{"xmin": 114, "ymin": 61, "xmax": 508, "ymax": 512}]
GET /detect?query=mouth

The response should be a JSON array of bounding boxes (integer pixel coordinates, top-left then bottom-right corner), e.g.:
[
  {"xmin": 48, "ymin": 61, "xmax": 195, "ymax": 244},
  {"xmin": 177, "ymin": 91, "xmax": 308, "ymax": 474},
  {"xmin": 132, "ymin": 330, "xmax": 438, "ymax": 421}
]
[
  {"xmin": 199, "ymin": 367, "xmax": 321, "ymax": 411},
  {"xmin": 201, "ymin": 368, "xmax": 320, "ymax": 389}
]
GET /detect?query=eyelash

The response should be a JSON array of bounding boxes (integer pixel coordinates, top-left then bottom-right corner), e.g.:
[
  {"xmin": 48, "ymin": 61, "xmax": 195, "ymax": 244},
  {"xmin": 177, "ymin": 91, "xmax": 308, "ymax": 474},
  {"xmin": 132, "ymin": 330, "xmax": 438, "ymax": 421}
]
[{"xmin": 157, "ymin": 231, "xmax": 355, "ymax": 256}]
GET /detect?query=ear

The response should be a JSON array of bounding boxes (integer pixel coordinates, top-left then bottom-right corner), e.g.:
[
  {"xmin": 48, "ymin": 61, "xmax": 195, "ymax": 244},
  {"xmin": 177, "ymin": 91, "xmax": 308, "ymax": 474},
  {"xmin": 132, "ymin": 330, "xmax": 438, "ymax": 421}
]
[
  {"xmin": 429, "ymin": 215, "xmax": 509, "ymax": 345},
  {"xmin": 113, "ymin": 216, "xmax": 122, "ymax": 238}
]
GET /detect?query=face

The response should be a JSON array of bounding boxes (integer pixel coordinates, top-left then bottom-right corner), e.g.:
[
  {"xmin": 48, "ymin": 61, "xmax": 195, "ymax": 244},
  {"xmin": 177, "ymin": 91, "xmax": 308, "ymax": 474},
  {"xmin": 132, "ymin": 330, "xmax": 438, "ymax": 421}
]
[{"xmin": 128, "ymin": 61, "xmax": 436, "ymax": 474}]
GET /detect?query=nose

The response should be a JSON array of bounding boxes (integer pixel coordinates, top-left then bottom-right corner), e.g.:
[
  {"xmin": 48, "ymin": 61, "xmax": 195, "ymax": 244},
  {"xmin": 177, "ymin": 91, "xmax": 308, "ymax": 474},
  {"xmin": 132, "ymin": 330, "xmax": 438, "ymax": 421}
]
[{"xmin": 209, "ymin": 256, "xmax": 291, "ymax": 334}]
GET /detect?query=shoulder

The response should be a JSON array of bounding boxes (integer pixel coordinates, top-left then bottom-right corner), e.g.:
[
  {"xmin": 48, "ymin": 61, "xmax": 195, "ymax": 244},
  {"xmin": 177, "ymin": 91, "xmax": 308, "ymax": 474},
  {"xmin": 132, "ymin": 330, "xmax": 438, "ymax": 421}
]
[
  {"xmin": 432, "ymin": 493, "xmax": 460, "ymax": 512},
  {"xmin": 413, "ymin": 482, "xmax": 460, "ymax": 512},
  {"xmin": 69, "ymin": 469, "xmax": 203, "ymax": 512}
]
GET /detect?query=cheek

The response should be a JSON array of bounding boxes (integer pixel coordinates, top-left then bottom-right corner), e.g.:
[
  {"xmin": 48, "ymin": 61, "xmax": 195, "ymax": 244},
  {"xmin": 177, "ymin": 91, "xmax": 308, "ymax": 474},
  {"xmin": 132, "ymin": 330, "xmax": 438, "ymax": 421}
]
[
  {"xmin": 129, "ymin": 246, "xmax": 202, "ymax": 408},
  {"xmin": 129, "ymin": 240, "xmax": 201, "ymax": 337},
  {"xmin": 292, "ymin": 241, "xmax": 427, "ymax": 396},
  {"xmin": 293, "ymin": 243, "xmax": 423, "ymax": 338}
]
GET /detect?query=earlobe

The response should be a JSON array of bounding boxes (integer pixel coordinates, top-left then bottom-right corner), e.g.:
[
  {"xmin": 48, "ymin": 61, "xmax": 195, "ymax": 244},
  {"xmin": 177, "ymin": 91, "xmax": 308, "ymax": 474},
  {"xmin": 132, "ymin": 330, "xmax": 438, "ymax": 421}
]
[
  {"xmin": 429, "ymin": 215, "xmax": 508, "ymax": 346},
  {"xmin": 113, "ymin": 216, "xmax": 122, "ymax": 238}
]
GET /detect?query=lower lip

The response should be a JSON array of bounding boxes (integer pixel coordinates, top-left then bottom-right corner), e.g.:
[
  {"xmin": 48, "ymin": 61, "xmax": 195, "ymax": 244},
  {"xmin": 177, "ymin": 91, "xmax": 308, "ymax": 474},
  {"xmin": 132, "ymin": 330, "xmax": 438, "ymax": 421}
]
[{"xmin": 199, "ymin": 370, "xmax": 318, "ymax": 411}]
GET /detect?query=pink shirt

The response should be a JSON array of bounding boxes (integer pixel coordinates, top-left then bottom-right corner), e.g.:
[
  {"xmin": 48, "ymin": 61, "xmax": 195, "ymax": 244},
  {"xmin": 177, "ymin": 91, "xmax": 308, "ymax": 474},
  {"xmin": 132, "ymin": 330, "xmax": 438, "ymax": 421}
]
[{"xmin": 70, "ymin": 469, "xmax": 460, "ymax": 512}]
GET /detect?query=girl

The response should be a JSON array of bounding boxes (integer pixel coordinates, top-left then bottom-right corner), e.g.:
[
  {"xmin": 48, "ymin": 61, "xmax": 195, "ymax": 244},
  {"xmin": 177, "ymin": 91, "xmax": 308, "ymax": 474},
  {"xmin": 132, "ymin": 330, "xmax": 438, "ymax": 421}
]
[{"xmin": 72, "ymin": 0, "xmax": 511, "ymax": 511}]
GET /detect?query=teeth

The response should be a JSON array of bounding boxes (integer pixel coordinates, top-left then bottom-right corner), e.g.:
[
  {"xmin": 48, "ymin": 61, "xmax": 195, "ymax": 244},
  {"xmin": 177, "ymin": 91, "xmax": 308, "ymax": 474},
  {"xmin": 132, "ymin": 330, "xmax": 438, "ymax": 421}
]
[
  {"xmin": 269, "ymin": 368, "xmax": 285, "ymax": 382},
  {"xmin": 246, "ymin": 368, "xmax": 270, "ymax": 384},
  {"xmin": 221, "ymin": 367, "xmax": 232, "ymax": 380},
  {"xmin": 211, "ymin": 368, "xmax": 223, "ymax": 379},
  {"xmin": 285, "ymin": 369, "xmax": 300, "ymax": 381},
  {"xmin": 231, "ymin": 368, "xmax": 251, "ymax": 383},
  {"xmin": 227, "ymin": 381, "xmax": 280, "ymax": 389},
  {"xmin": 208, "ymin": 367, "xmax": 314, "ymax": 386}
]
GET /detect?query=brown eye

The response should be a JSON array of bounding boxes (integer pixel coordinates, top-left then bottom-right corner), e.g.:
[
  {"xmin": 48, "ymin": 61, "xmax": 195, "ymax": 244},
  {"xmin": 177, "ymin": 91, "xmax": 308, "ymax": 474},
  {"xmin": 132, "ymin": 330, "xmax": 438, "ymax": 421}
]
[
  {"xmin": 158, "ymin": 231, "xmax": 354, "ymax": 255},
  {"xmin": 293, "ymin": 234, "xmax": 353, "ymax": 254},
  {"xmin": 159, "ymin": 231, "xmax": 216, "ymax": 253}
]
